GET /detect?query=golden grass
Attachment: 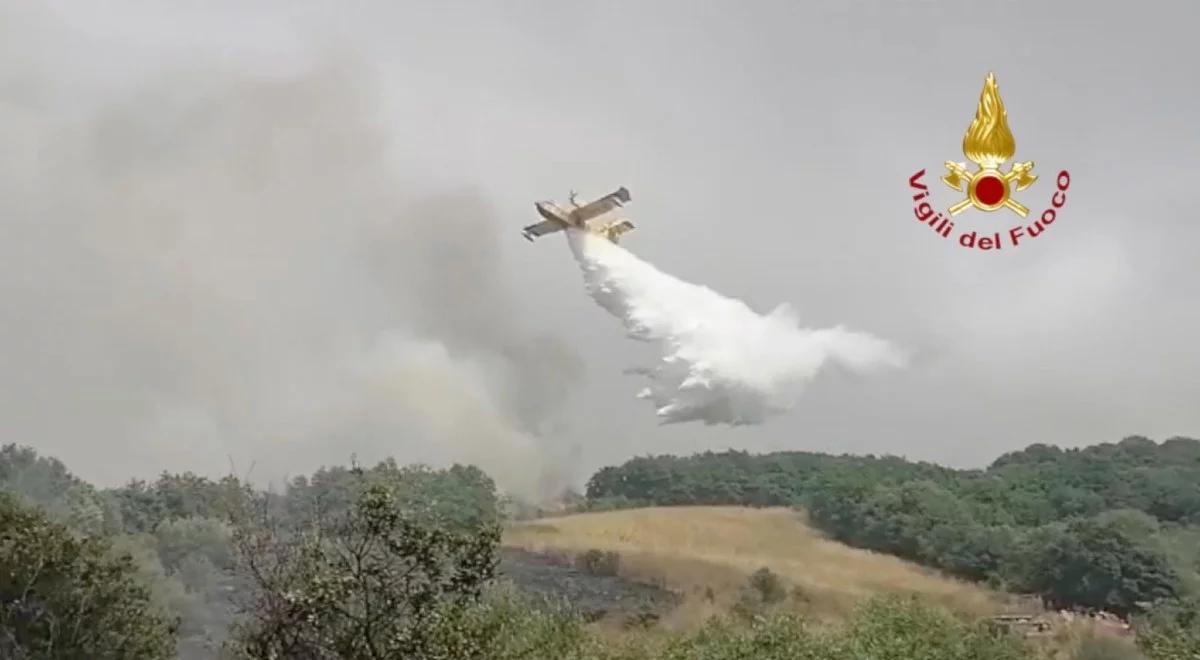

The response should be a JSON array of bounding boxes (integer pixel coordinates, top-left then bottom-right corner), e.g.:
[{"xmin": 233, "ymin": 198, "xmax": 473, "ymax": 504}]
[{"xmin": 503, "ymin": 506, "xmax": 1007, "ymax": 627}]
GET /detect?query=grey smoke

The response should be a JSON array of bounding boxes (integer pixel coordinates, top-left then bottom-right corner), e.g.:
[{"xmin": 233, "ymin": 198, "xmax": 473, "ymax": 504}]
[{"xmin": 0, "ymin": 8, "xmax": 581, "ymax": 499}]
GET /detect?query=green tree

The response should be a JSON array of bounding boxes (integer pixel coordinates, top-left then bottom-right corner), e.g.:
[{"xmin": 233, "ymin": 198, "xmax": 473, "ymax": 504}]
[
  {"xmin": 283, "ymin": 461, "xmax": 499, "ymax": 532},
  {"xmin": 1012, "ymin": 511, "xmax": 1180, "ymax": 615},
  {"xmin": 1135, "ymin": 597, "xmax": 1200, "ymax": 660},
  {"xmin": 153, "ymin": 515, "xmax": 235, "ymax": 571},
  {"xmin": 0, "ymin": 444, "xmax": 122, "ymax": 535},
  {"xmin": 108, "ymin": 472, "xmax": 248, "ymax": 534},
  {"xmin": 0, "ymin": 493, "xmax": 177, "ymax": 659},
  {"xmin": 228, "ymin": 483, "xmax": 500, "ymax": 659}
]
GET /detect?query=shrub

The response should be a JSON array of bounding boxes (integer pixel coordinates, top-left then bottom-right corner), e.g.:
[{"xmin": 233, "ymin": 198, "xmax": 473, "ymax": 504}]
[
  {"xmin": 732, "ymin": 567, "xmax": 790, "ymax": 621},
  {"xmin": 1134, "ymin": 596, "xmax": 1200, "ymax": 660},
  {"xmin": 1074, "ymin": 634, "xmax": 1147, "ymax": 660},
  {"xmin": 839, "ymin": 595, "xmax": 1030, "ymax": 660},
  {"xmin": 576, "ymin": 549, "xmax": 621, "ymax": 577},
  {"xmin": 749, "ymin": 567, "xmax": 788, "ymax": 604}
]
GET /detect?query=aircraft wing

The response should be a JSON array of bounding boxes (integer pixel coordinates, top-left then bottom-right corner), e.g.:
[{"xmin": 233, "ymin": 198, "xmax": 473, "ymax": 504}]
[
  {"xmin": 571, "ymin": 186, "xmax": 631, "ymax": 223},
  {"xmin": 521, "ymin": 219, "xmax": 564, "ymax": 241}
]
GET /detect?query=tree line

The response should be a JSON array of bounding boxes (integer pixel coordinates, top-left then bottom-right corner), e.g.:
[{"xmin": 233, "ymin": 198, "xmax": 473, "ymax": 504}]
[
  {"xmin": 586, "ymin": 437, "xmax": 1200, "ymax": 639},
  {"xmin": 3, "ymin": 439, "xmax": 1199, "ymax": 658}
]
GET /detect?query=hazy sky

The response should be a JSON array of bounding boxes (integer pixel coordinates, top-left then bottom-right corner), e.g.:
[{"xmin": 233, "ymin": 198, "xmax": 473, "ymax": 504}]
[{"xmin": 2, "ymin": 1, "xmax": 1197, "ymax": 494}]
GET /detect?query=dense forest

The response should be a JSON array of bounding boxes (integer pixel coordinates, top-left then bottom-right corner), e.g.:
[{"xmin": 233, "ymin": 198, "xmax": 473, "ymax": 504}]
[
  {"xmin": 3, "ymin": 439, "xmax": 1200, "ymax": 658},
  {"xmin": 587, "ymin": 437, "xmax": 1200, "ymax": 634}
]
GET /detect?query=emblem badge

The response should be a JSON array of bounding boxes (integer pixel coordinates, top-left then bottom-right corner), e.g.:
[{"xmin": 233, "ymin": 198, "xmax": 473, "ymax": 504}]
[
  {"xmin": 940, "ymin": 73, "xmax": 1037, "ymax": 217},
  {"xmin": 906, "ymin": 73, "xmax": 1071, "ymax": 251}
]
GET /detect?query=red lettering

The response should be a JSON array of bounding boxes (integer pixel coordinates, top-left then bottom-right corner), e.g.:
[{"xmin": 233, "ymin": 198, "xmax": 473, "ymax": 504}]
[
  {"xmin": 1057, "ymin": 170, "xmax": 1070, "ymax": 190},
  {"xmin": 907, "ymin": 168, "xmax": 1069, "ymax": 251}
]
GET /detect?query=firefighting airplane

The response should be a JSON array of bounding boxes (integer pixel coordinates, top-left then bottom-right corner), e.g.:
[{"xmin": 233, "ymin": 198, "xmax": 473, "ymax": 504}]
[{"xmin": 521, "ymin": 187, "xmax": 635, "ymax": 243}]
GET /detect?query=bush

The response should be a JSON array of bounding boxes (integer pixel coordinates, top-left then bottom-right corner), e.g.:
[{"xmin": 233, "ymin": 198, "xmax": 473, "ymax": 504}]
[
  {"xmin": 665, "ymin": 595, "xmax": 1032, "ymax": 660},
  {"xmin": 749, "ymin": 567, "xmax": 788, "ymax": 604},
  {"xmin": 732, "ymin": 567, "xmax": 789, "ymax": 620},
  {"xmin": 1074, "ymin": 635, "xmax": 1147, "ymax": 660},
  {"xmin": 1134, "ymin": 596, "xmax": 1200, "ymax": 660},
  {"xmin": 623, "ymin": 607, "xmax": 660, "ymax": 630},
  {"xmin": 584, "ymin": 496, "xmax": 650, "ymax": 513},
  {"xmin": 576, "ymin": 549, "xmax": 621, "ymax": 577},
  {"xmin": 658, "ymin": 614, "xmax": 826, "ymax": 659},
  {"xmin": 839, "ymin": 595, "xmax": 1030, "ymax": 660}
]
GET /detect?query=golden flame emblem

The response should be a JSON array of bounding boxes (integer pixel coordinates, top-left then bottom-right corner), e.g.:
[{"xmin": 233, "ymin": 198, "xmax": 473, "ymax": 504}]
[
  {"xmin": 963, "ymin": 73, "xmax": 1015, "ymax": 168},
  {"xmin": 941, "ymin": 73, "xmax": 1037, "ymax": 217}
]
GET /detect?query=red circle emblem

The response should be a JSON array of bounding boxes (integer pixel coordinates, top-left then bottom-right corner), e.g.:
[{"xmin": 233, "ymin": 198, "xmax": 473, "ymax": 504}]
[{"xmin": 975, "ymin": 175, "xmax": 1006, "ymax": 206}]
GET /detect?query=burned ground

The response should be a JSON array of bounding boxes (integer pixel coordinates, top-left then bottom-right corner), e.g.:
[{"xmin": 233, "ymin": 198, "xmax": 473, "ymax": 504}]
[{"xmin": 498, "ymin": 547, "xmax": 681, "ymax": 624}]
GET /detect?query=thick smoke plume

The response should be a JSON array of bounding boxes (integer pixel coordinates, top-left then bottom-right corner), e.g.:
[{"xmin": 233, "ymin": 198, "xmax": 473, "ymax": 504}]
[
  {"xmin": 568, "ymin": 230, "xmax": 906, "ymax": 425},
  {"xmin": 0, "ymin": 5, "xmax": 584, "ymax": 501}
]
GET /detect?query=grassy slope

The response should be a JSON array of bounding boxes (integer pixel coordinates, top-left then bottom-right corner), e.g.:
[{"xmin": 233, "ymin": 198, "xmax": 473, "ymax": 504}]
[{"xmin": 504, "ymin": 506, "xmax": 1011, "ymax": 628}]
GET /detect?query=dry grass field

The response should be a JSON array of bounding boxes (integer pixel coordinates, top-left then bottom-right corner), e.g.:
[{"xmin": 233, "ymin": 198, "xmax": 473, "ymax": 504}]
[{"xmin": 504, "ymin": 506, "xmax": 1009, "ymax": 628}]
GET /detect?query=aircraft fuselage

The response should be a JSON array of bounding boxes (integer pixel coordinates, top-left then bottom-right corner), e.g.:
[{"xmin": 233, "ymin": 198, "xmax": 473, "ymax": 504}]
[{"xmin": 534, "ymin": 201, "xmax": 571, "ymax": 226}]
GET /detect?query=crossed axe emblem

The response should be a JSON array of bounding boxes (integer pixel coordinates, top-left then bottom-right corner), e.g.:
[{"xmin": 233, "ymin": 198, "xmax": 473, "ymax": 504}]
[{"xmin": 941, "ymin": 160, "xmax": 1037, "ymax": 217}]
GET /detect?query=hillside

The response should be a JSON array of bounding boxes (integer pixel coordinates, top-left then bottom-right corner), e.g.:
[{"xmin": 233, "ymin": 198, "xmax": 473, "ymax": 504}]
[
  {"xmin": 584, "ymin": 437, "xmax": 1200, "ymax": 618},
  {"xmin": 504, "ymin": 506, "xmax": 1007, "ymax": 626}
]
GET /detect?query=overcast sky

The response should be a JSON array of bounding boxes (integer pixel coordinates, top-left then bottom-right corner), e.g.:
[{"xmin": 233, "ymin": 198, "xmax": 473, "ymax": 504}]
[{"xmin": 2, "ymin": 1, "xmax": 1197, "ymax": 494}]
